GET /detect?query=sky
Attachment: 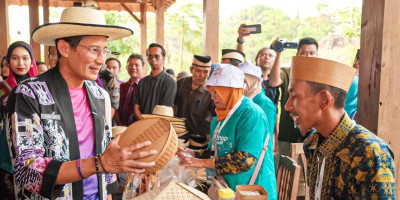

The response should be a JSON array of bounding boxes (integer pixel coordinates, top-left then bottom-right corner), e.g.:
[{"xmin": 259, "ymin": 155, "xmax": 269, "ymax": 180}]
[{"xmin": 8, "ymin": 0, "xmax": 361, "ymax": 42}]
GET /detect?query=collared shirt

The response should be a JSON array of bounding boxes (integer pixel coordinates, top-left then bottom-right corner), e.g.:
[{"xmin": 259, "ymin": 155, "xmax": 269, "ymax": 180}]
[
  {"xmin": 175, "ymin": 77, "xmax": 215, "ymax": 136},
  {"xmin": 304, "ymin": 113, "xmax": 395, "ymax": 199},
  {"xmin": 118, "ymin": 78, "xmax": 140, "ymax": 126},
  {"xmin": 134, "ymin": 70, "xmax": 177, "ymax": 114}
]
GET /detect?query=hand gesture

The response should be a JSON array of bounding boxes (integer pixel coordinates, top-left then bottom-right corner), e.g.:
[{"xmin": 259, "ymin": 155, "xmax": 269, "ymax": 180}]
[
  {"xmin": 101, "ymin": 135, "xmax": 157, "ymax": 174},
  {"xmin": 238, "ymin": 24, "xmax": 251, "ymax": 41}
]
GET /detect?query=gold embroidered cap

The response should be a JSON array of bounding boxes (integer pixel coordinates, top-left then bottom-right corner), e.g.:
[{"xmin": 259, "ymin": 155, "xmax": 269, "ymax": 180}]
[{"xmin": 291, "ymin": 56, "xmax": 356, "ymax": 92}]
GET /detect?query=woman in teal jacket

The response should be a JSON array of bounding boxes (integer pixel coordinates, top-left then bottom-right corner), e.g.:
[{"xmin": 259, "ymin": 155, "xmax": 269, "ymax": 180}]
[{"xmin": 178, "ymin": 64, "xmax": 277, "ymax": 200}]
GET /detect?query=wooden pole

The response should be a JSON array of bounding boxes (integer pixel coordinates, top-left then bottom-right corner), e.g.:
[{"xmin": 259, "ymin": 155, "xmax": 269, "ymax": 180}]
[
  {"xmin": 359, "ymin": 0, "xmax": 400, "ymax": 197},
  {"xmin": 43, "ymin": 0, "xmax": 50, "ymax": 65},
  {"xmin": 155, "ymin": 0, "xmax": 164, "ymax": 46},
  {"xmin": 29, "ymin": 0, "xmax": 41, "ymax": 61},
  {"xmin": 203, "ymin": 0, "xmax": 219, "ymax": 63},
  {"xmin": 140, "ymin": 0, "xmax": 148, "ymax": 75},
  {"xmin": 0, "ymin": 0, "xmax": 9, "ymax": 58}
]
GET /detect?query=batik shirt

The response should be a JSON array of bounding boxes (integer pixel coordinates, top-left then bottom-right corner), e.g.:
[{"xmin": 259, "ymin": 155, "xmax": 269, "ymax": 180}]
[
  {"xmin": 6, "ymin": 67, "xmax": 117, "ymax": 199},
  {"xmin": 304, "ymin": 113, "xmax": 395, "ymax": 199}
]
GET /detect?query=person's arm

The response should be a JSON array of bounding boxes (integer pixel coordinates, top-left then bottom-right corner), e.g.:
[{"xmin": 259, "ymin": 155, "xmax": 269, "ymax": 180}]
[
  {"xmin": 114, "ymin": 110, "xmax": 122, "ymax": 126},
  {"xmin": 134, "ymin": 104, "xmax": 142, "ymax": 120},
  {"xmin": 236, "ymin": 24, "xmax": 250, "ymax": 52},
  {"xmin": 351, "ymin": 142, "xmax": 395, "ymax": 198},
  {"xmin": 268, "ymin": 37, "xmax": 283, "ymax": 87},
  {"xmin": 55, "ymin": 136, "xmax": 156, "ymax": 184}
]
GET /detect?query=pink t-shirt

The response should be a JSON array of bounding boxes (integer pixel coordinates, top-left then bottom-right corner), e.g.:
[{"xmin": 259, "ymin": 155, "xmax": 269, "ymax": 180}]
[{"xmin": 69, "ymin": 86, "xmax": 99, "ymax": 199}]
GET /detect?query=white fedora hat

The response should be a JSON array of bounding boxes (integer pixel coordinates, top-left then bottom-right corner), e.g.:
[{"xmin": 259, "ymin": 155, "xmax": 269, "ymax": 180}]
[
  {"xmin": 31, "ymin": 7, "xmax": 133, "ymax": 46},
  {"xmin": 239, "ymin": 61, "xmax": 263, "ymax": 82},
  {"xmin": 206, "ymin": 63, "xmax": 246, "ymax": 89}
]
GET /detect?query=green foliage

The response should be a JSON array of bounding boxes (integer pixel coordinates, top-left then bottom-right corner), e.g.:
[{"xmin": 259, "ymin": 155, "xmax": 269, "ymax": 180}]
[
  {"xmin": 338, "ymin": 6, "xmax": 361, "ymax": 39},
  {"xmin": 102, "ymin": 1, "xmax": 361, "ymax": 81}
]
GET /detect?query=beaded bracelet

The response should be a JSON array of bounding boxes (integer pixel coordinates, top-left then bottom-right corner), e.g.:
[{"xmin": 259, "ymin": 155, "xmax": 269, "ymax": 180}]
[
  {"xmin": 76, "ymin": 159, "xmax": 85, "ymax": 179},
  {"xmin": 98, "ymin": 154, "xmax": 108, "ymax": 173},
  {"xmin": 94, "ymin": 155, "xmax": 100, "ymax": 174}
]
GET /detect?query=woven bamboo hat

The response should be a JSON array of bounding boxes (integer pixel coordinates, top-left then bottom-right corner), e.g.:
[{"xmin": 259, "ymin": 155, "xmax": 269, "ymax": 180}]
[
  {"xmin": 142, "ymin": 105, "xmax": 185, "ymax": 122},
  {"xmin": 31, "ymin": 7, "xmax": 133, "ymax": 46},
  {"xmin": 111, "ymin": 126, "xmax": 127, "ymax": 138},
  {"xmin": 291, "ymin": 56, "xmax": 356, "ymax": 92},
  {"xmin": 118, "ymin": 118, "xmax": 178, "ymax": 174}
]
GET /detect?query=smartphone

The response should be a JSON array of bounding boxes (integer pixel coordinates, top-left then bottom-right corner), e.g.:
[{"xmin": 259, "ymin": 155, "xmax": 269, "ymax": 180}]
[
  {"xmin": 243, "ymin": 24, "xmax": 261, "ymax": 34},
  {"xmin": 356, "ymin": 49, "xmax": 360, "ymax": 60}
]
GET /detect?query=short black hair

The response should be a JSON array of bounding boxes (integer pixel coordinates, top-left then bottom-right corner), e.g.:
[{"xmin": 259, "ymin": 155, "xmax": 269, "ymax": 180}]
[
  {"xmin": 146, "ymin": 43, "xmax": 166, "ymax": 57},
  {"xmin": 106, "ymin": 57, "xmax": 121, "ymax": 69},
  {"xmin": 127, "ymin": 53, "xmax": 145, "ymax": 66},
  {"xmin": 298, "ymin": 37, "xmax": 318, "ymax": 52},
  {"xmin": 307, "ymin": 81, "xmax": 347, "ymax": 109},
  {"xmin": 227, "ymin": 59, "xmax": 242, "ymax": 67},
  {"xmin": 166, "ymin": 68, "xmax": 175, "ymax": 75},
  {"xmin": 36, "ymin": 61, "xmax": 46, "ymax": 66},
  {"xmin": 55, "ymin": 35, "xmax": 84, "ymax": 58}
]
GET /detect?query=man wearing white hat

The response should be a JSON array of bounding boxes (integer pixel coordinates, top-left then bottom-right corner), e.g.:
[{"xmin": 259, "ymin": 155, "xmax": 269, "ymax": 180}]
[
  {"xmin": 177, "ymin": 64, "xmax": 277, "ymax": 199},
  {"xmin": 175, "ymin": 55, "xmax": 216, "ymax": 149},
  {"xmin": 286, "ymin": 56, "xmax": 394, "ymax": 199},
  {"xmin": 6, "ymin": 7, "xmax": 156, "ymax": 199}
]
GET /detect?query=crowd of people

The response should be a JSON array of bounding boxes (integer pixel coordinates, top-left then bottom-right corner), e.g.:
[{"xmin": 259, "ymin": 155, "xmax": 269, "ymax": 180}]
[{"xmin": 0, "ymin": 6, "xmax": 396, "ymax": 200}]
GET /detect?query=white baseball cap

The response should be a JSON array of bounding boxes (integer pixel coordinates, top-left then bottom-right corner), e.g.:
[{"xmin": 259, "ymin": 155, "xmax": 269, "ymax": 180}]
[
  {"xmin": 206, "ymin": 64, "xmax": 246, "ymax": 89},
  {"xmin": 239, "ymin": 61, "xmax": 263, "ymax": 82}
]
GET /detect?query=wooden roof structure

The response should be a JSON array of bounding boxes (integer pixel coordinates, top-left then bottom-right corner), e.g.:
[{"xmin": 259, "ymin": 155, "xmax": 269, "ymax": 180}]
[
  {"xmin": 7, "ymin": 0, "xmax": 178, "ymax": 12},
  {"xmin": 0, "ymin": 0, "xmax": 220, "ymax": 65}
]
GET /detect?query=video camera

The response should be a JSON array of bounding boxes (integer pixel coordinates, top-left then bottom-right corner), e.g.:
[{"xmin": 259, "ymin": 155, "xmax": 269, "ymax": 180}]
[{"xmin": 271, "ymin": 40, "xmax": 298, "ymax": 52}]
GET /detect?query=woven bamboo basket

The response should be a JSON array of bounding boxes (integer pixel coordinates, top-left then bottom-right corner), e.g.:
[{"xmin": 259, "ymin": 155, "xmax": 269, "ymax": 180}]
[{"xmin": 118, "ymin": 118, "xmax": 178, "ymax": 174}]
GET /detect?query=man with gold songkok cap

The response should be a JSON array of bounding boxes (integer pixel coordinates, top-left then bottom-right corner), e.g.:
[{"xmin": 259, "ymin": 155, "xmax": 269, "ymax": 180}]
[{"xmin": 285, "ymin": 56, "xmax": 395, "ymax": 199}]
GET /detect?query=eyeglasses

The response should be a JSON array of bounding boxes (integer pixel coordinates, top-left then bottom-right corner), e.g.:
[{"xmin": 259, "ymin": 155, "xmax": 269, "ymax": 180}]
[
  {"xmin": 78, "ymin": 44, "xmax": 112, "ymax": 59},
  {"xmin": 147, "ymin": 54, "xmax": 162, "ymax": 60}
]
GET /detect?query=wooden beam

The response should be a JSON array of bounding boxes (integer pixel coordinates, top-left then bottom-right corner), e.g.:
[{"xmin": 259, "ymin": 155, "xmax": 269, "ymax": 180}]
[
  {"xmin": 359, "ymin": 0, "xmax": 400, "ymax": 197},
  {"xmin": 203, "ymin": 0, "xmax": 219, "ymax": 63},
  {"xmin": 155, "ymin": 0, "xmax": 164, "ymax": 46},
  {"xmin": 43, "ymin": 0, "xmax": 50, "ymax": 65},
  {"xmin": 0, "ymin": 0, "xmax": 9, "ymax": 57},
  {"xmin": 140, "ymin": 0, "xmax": 148, "ymax": 60},
  {"xmin": 121, "ymin": 3, "xmax": 141, "ymax": 24},
  {"xmin": 29, "ymin": 0, "xmax": 41, "ymax": 62}
]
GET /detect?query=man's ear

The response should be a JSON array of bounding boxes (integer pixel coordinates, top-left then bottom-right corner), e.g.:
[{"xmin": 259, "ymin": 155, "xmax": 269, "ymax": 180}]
[
  {"xmin": 319, "ymin": 90, "xmax": 333, "ymax": 111},
  {"xmin": 190, "ymin": 66, "xmax": 194, "ymax": 74},
  {"xmin": 57, "ymin": 40, "xmax": 70, "ymax": 58}
]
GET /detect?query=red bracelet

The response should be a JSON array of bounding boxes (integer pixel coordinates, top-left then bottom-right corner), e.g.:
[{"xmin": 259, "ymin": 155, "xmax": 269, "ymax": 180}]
[{"xmin": 76, "ymin": 159, "xmax": 85, "ymax": 179}]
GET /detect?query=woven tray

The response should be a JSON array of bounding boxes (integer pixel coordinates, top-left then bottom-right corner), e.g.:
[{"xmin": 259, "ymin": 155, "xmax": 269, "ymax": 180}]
[{"xmin": 118, "ymin": 118, "xmax": 178, "ymax": 174}]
